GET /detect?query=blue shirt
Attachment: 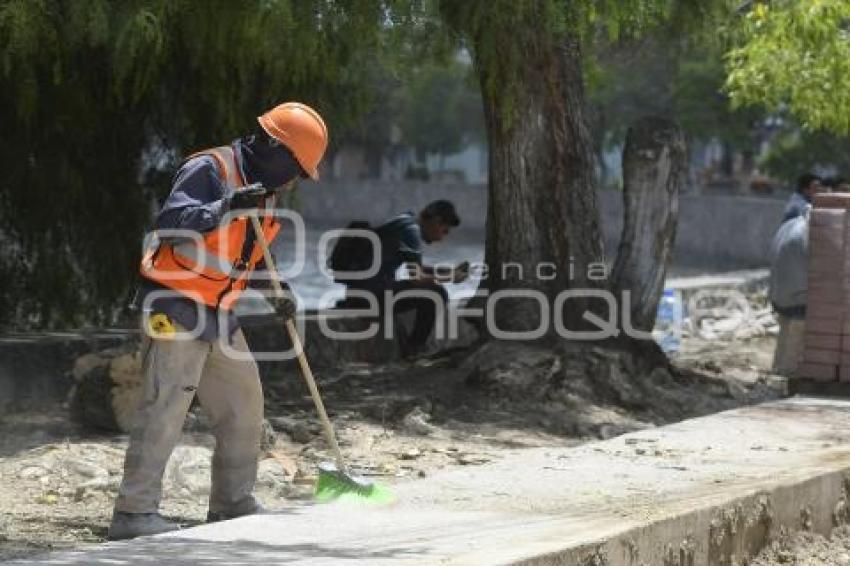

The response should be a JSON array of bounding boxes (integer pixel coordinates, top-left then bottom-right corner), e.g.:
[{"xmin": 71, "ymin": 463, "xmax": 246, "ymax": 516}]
[
  {"xmin": 782, "ymin": 192, "xmax": 810, "ymax": 223},
  {"xmin": 769, "ymin": 210, "xmax": 809, "ymax": 316},
  {"xmin": 359, "ymin": 212, "xmax": 423, "ymax": 291}
]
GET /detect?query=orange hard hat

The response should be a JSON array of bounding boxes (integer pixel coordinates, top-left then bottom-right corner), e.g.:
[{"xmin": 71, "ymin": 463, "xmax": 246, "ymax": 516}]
[{"xmin": 257, "ymin": 102, "xmax": 328, "ymax": 180}]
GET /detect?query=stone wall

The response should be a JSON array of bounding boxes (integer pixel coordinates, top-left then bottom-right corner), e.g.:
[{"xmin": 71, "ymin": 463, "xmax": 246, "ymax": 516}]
[{"xmin": 0, "ymin": 331, "xmax": 134, "ymax": 413}]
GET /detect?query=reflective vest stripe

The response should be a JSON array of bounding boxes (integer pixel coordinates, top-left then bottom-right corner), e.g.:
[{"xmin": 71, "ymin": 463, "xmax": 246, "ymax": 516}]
[
  {"xmin": 197, "ymin": 146, "xmax": 246, "ymax": 188},
  {"xmin": 172, "ymin": 240, "xmax": 236, "ymax": 278}
]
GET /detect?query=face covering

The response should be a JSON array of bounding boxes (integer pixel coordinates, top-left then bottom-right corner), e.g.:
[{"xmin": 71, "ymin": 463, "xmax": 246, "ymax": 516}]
[{"xmin": 238, "ymin": 134, "xmax": 302, "ymax": 190}]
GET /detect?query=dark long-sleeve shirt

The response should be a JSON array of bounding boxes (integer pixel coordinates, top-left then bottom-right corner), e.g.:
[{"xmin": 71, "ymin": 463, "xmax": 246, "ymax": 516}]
[
  {"xmin": 378, "ymin": 211, "xmax": 424, "ymax": 277},
  {"xmin": 348, "ymin": 211, "xmax": 423, "ymax": 293}
]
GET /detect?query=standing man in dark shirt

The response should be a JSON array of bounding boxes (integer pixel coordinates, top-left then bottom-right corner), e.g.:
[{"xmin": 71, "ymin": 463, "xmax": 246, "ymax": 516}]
[
  {"xmin": 345, "ymin": 200, "xmax": 468, "ymax": 357},
  {"xmin": 109, "ymin": 102, "xmax": 328, "ymax": 541}
]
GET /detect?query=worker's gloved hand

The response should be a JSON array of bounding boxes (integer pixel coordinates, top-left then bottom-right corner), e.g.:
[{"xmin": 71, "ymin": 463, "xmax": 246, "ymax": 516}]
[
  {"xmin": 229, "ymin": 183, "xmax": 269, "ymax": 210},
  {"xmin": 253, "ymin": 275, "xmax": 297, "ymax": 319},
  {"xmin": 269, "ymin": 294, "xmax": 297, "ymax": 319}
]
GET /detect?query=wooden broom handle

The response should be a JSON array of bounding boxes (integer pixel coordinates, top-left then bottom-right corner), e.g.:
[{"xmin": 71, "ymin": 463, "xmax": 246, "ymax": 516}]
[{"xmin": 249, "ymin": 214, "xmax": 347, "ymax": 471}]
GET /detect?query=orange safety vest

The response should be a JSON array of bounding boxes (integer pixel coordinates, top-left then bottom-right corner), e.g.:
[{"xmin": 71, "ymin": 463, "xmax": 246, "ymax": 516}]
[{"xmin": 140, "ymin": 145, "xmax": 280, "ymax": 310}]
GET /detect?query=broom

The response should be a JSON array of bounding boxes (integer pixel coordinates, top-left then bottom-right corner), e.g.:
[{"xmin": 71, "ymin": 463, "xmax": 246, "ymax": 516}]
[{"xmin": 249, "ymin": 214, "xmax": 393, "ymax": 504}]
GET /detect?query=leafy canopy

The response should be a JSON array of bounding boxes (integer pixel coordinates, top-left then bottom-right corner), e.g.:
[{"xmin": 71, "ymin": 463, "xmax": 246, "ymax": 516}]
[
  {"xmin": 725, "ymin": 0, "xmax": 850, "ymax": 135},
  {"xmin": 0, "ymin": 0, "xmax": 792, "ymax": 328}
]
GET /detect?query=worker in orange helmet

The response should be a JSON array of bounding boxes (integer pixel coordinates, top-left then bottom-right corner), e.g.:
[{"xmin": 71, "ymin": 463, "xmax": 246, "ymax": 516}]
[{"xmin": 109, "ymin": 103, "xmax": 328, "ymax": 541}]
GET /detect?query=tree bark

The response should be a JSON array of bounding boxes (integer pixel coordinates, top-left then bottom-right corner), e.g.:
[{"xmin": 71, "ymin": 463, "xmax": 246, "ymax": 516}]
[
  {"xmin": 611, "ymin": 116, "xmax": 686, "ymax": 331},
  {"xmin": 465, "ymin": 8, "xmax": 604, "ymax": 334}
]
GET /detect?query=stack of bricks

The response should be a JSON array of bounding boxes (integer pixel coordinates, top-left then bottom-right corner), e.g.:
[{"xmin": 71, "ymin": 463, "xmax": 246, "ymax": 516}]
[{"xmin": 798, "ymin": 193, "xmax": 850, "ymax": 382}]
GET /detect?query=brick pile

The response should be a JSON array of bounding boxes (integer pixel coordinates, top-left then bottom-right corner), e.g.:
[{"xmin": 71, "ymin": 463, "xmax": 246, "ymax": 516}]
[{"xmin": 798, "ymin": 193, "xmax": 850, "ymax": 381}]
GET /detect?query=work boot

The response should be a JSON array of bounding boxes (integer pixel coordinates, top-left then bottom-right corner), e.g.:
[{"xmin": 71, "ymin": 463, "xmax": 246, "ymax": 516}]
[
  {"xmin": 108, "ymin": 512, "xmax": 181, "ymax": 541},
  {"xmin": 206, "ymin": 500, "xmax": 267, "ymax": 523}
]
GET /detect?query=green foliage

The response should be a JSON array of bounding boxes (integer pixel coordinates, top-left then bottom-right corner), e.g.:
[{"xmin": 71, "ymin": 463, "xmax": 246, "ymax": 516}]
[
  {"xmin": 586, "ymin": 26, "xmax": 761, "ymax": 178},
  {"xmin": 674, "ymin": 53, "xmax": 761, "ymax": 148},
  {"xmin": 403, "ymin": 58, "xmax": 484, "ymax": 159},
  {"xmin": 590, "ymin": 1, "xmax": 850, "ymax": 184},
  {"xmin": 333, "ymin": 59, "xmax": 408, "ymax": 177},
  {"xmin": 726, "ymin": 0, "xmax": 850, "ymax": 135},
  {"xmin": 439, "ymin": 0, "xmax": 730, "ymax": 133},
  {"xmin": 760, "ymin": 128, "xmax": 850, "ymax": 183},
  {"xmin": 438, "ymin": 0, "xmax": 545, "ymax": 130},
  {"xmin": 587, "ymin": 39, "xmax": 680, "ymax": 148},
  {"xmin": 339, "ymin": 54, "xmax": 484, "ymax": 170},
  {"xmin": 0, "ymin": 0, "xmax": 770, "ymax": 329},
  {"xmin": 0, "ymin": 0, "xmax": 431, "ymax": 329}
]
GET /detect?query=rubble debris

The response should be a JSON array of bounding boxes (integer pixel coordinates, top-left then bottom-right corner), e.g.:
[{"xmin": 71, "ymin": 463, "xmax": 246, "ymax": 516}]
[
  {"xmin": 401, "ymin": 407, "xmax": 439, "ymax": 436},
  {"xmin": 400, "ymin": 448, "xmax": 422, "ymax": 460},
  {"xmin": 268, "ymin": 416, "xmax": 317, "ymax": 444}
]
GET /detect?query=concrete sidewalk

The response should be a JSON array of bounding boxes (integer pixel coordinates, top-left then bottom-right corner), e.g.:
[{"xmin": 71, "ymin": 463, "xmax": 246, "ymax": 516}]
[{"xmin": 15, "ymin": 397, "xmax": 850, "ymax": 565}]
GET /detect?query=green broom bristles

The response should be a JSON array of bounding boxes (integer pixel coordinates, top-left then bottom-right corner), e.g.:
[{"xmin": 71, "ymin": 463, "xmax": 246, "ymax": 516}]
[{"xmin": 314, "ymin": 465, "xmax": 395, "ymax": 504}]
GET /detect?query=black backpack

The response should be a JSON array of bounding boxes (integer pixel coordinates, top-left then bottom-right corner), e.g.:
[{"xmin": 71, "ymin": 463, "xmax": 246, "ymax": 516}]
[{"xmin": 328, "ymin": 220, "xmax": 379, "ymax": 284}]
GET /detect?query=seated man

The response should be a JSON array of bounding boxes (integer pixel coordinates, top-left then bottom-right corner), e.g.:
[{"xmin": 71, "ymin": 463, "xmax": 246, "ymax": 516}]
[
  {"xmin": 342, "ymin": 200, "xmax": 468, "ymax": 357},
  {"xmin": 769, "ymin": 206, "xmax": 810, "ymax": 376}
]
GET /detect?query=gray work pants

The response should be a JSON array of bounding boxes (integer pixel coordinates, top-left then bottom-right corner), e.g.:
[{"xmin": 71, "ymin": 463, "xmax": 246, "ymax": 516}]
[
  {"xmin": 772, "ymin": 314, "xmax": 805, "ymax": 377},
  {"xmin": 114, "ymin": 328, "xmax": 263, "ymax": 515}
]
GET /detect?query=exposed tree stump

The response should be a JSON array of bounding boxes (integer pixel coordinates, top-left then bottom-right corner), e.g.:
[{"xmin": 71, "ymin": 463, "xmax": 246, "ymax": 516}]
[
  {"xmin": 461, "ymin": 340, "xmax": 772, "ymax": 438},
  {"xmin": 612, "ymin": 116, "xmax": 686, "ymax": 332}
]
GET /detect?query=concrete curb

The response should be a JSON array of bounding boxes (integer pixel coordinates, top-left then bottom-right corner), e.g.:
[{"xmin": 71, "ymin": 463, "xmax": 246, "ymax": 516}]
[{"xmin": 15, "ymin": 397, "xmax": 850, "ymax": 565}]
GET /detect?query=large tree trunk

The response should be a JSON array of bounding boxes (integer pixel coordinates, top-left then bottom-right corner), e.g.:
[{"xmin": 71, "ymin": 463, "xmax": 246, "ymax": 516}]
[
  {"xmin": 464, "ymin": 7, "xmax": 604, "ymax": 334},
  {"xmin": 612, "ymin": 116, "xmax": 686, "ymax": 332}
]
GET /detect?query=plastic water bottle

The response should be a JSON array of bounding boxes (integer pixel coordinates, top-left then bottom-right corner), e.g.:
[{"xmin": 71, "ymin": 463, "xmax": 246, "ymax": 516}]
[{"xmin": 654, "ymin": 288, "xmax": 683, "ymax": 355}]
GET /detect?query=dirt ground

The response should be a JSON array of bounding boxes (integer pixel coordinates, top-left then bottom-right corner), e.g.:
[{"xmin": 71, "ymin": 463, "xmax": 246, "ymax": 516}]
[
  {"xmin": 0, "ymin": 325, "xmax": 785, "ymax": 562},
  {"xmin": 750, "ymin": 526, "xmax": 850, "ymax": 565}
]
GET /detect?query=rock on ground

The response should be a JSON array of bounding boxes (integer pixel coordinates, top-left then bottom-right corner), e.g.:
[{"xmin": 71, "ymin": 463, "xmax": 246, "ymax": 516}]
[{"xmin": 70, "ymin": 345, "xmax": 143, "ymax": 432}]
